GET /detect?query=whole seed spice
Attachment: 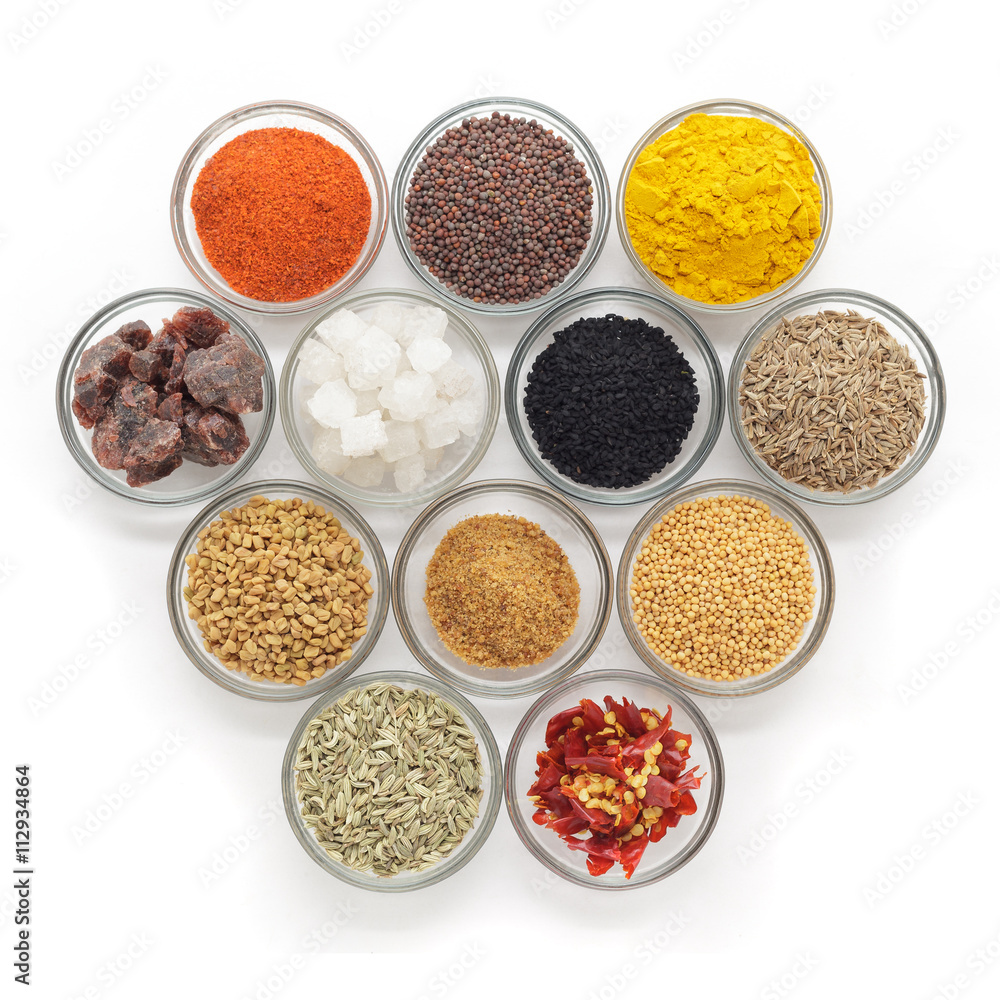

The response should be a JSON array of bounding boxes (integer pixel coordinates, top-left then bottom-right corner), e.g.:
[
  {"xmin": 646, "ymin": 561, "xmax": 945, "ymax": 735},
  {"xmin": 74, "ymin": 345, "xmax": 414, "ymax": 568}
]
[
  {"xmin": 630, "ymin": 495, "xmax": 815, "ymax": 681},
  {"xmin": 404, "ymin": 112, "xmax": 593, "ymax": 305},
  {"xmin": 184, "ymin": 496, "xmax": 371, "ymax": 684},
  {"xmin": 425, "ymin": 514, "xmax": 580, "ymax": 669},
  {"xmin": 191, "ymin": 127, "xmax": 371, "ymax": 302},
  {"xmin": 528, "ymin": 694, "xmax": 702, "ymax": 878},
  {"xmin": 523, "ymin": 313, "xmax": 699, "ymax": 488},
  {"xmin": 293, "ymin": 683, "xmax": 483, "ymax": 876},
  {"xmin": 739, "ymin": 310, "xmax": 926, "ymax": 492}
]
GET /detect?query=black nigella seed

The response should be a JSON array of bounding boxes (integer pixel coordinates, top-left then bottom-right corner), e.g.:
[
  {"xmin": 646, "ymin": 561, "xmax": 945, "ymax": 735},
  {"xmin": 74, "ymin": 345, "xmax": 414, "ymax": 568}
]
[{"xmin": 523, "ymin": 313, "xmax": 699, "ymax": 489}]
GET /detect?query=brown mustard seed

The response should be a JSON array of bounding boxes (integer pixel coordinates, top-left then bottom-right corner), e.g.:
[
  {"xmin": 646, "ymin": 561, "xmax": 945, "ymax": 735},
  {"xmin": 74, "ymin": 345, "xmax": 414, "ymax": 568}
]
[
  {"xmin": 183, "ymin": 496, "xmax": 372, "ymax": 684},
  {"xmin": 630, "ymin": 495, "xmax": 815, "ymax": 681},
  {"xmin": 424, "ymin": 513, "xmax": 580, "ymax": 669}
]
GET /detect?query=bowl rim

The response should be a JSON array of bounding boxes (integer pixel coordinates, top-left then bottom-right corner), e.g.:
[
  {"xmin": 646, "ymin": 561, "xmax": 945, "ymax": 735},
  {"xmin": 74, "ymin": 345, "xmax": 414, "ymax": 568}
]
[
  {"xmin": 504, "ymin": 667, "xmax": 726, "ymax": 890},
  {"xmin": 170, "ymin": 98, "xmax": 389, "ymax": 316},
  {"xmin": 727, "ymin": 287, "xmax": 947, "ymax": 506},
  {"xmin": 279, "ymin": 286, "xmax": 501, "ymax": 508},
  {"xmin": 504, "ymin": 284, "xmax": 725, "ymax": 506},
  {"xmin": 55, "ymin": 286, "xmax": 276, "ymax": 508},
  {"xmin": 391, "ymin": 478, "xmax": 614, "ymax": 699},
  {"xmin": 615, "ymin": 97, "xmax": 833, "ymax": 314},
  {"xmin": 165, "ymin": 478, "xmax": 389, "ymax": 701},
  {"xmin": 616, "ymin": 477, "xmax": 836, "ymax": 697},
  {"xmin": 390, "ymin": 94, "xmax": 611, "ymax": 316},
  {"xmin": 281, "ymin": 667, "xmax": 503, "ymax": 891}
]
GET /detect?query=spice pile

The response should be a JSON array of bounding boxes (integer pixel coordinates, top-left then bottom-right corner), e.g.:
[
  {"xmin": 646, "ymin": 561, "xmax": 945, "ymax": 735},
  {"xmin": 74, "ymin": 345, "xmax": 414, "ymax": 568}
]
[
  {"xmin": 425, "ymin": 514, "xmax": 580, "ymax": 669},
  {"xmin": 191, "ymin": 127, "xmax": 371, "ymax": 302},
  {"xmin": 523, "ymin": 313, "xmax": 699, "ymax": 488},
  {"xmin": 294, "ymin": 682, "xmax": 483, "ymax": 876},
  {"xmin": 739, "ymin": 309, "xmax": 927, "ymax": 492},
  {"xmin": 184, "ymin": 495, "xmax": 371, "ymax": 685},
  {"xmin": 630, "ymin": 495, "xmax": 815, "ymax": 681},
  {"xmin": 299, "ymin": 303, "xmax": 483, "ymax": 491},
  {"xmin": 624, "ymin": 113, "xmax": 821, "ymax": 304},
  {"xmin": 528, "ymin": 694, "xmax": 702, "ymax": 878},
  {"xmin": 71, "ymin": 306, "xmax": 265, "ymax": 487},
  {"xmin": 404, "ymin": 112, "xmax": 593, "ymax": 305}
]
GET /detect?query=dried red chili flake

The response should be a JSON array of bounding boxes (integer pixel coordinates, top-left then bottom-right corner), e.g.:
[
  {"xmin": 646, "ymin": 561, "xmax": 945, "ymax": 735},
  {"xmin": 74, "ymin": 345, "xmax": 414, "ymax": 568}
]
[
  {"xmin": 191, "ymin": 127, "xmax": 372, "ymax": 303},
  {"xmin": 527, "ymin": 694, "xmax": 703, "ymax": 878}
]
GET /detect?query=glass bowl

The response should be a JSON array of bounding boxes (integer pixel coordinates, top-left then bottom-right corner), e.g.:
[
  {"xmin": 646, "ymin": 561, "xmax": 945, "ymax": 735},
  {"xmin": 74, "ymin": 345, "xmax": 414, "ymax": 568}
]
[
  {"xmin": 171, "ymin": 100, "xmax": 388, "ymax": 315},
  {"xmin": 281, "ymin": 668, "xmax": 502, "ymax": 892},
  {"xmin": 391, "ymin": 96, "xmax": 611, "ymax": 316},
  {"xmin": 392, "ymin": 480, "xmax": 613, "ymax": 699},
  {"xmin": 616, "ymin": 99, "xmax": 832, "ymax": 315},
  {"xmin": 56, "ymin": 287, "xmax": 275, "ymax": 507},
  {"xmin": 505, "ymin": 286, "xmax": 724, "ymax": 506},
  {"xmin": 617, "ymin": 479, "xmax": 835, "ymax": 697},
  {"xmin": 505, "ymin": 667, "xmax": 724, "ymax": 890},
  {"xmin": 728, "ymin": 288, "xmax": 946, "ymax": 506},
  {"xmin": 166, "ymin": 479, "xmax": 389, "ymax": 701},
  {"xmin": 280, "ymin": 287, "xmax": 500, "ymax": 508}
]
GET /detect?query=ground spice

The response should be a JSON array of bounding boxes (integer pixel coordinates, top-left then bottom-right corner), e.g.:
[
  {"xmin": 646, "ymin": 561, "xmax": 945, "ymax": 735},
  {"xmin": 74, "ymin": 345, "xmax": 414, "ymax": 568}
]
[
  {"xmin": 624, "ymin": 114, "xmax": 821, "ymax": 304},
  {"xmin": 424, "ymin": 514, "xmax": 580, "ymax": 668},
  {"xmin": 523, "ymin": 313, "xmax": 699, "ymax": 488},
  {"xmin": 184, "ymin": 496, "xmax": 372, "ymax": 684},
  {"xmin": 630, "ymin": 495, "xmax": 815, "ymax": 680},
  {"xmin": 191, "ymin": 127, "xmax": 371, "ymax": 302},
  {"xmin": 739, "ymin": 310, "xmax": 926, "ymax": 492}
]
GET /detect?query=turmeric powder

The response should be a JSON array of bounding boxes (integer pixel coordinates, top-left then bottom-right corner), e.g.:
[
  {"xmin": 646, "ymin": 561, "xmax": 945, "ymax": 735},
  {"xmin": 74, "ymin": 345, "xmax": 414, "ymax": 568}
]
[{"xmin": 624, "ymin": 114, "xmax": 822, "ymax": 305}]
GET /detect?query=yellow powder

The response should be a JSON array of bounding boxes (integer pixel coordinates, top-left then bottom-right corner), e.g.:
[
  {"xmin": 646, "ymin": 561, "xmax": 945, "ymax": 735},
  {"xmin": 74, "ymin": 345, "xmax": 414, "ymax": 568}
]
[{"xmin": 624, "ymin": 114, "xmax": 822, "ymax": 305}]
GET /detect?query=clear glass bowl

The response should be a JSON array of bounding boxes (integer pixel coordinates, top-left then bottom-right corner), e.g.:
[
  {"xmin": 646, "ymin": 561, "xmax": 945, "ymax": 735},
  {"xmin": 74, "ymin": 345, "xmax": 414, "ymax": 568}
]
[
  {"xmin": 166, "ymin": 479, "xmax": 389, "ymax": 701},
  {"xmin": 281, "ymin": 668, "xmax": 502, "ymax": 892},
  {"xmin": 505, "ymin": 286, "xmax": 724, "ymax": 506},
  {"xmin": 392, "ymin": 480, "xmax": 613, "ymax": 699},
  {"xmin": 728, "ymin": 288, "xmax": 947, "ymax": 506},
  {"xmin": 280, "ymin": 287, "xmax": 500, "ymax": 508},
  {"xmin": 56, "ymin": 287, "xmax": 275, "ymax": 507},
  {"xmin": 391, "ymin": 96, "xmax": 611, "ymax": 316},
  {"xmin": 616, "ymin": 99, "xmax": 832, "ymax": 315},
  {"xmin": 170, "ymin": 100, "xmax": 388, "ymax": 315},
  {"xmin": 617, "ymin": 479, "xmax": 835, "ymax": 697},
  {"xmin": 505, "ymin": 667, "xmax": 724, "ymax": 890}
]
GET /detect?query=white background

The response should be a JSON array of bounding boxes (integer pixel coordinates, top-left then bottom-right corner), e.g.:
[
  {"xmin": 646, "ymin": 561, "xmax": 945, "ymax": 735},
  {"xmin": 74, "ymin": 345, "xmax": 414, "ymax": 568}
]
[{"xmin": 4, "ymin": 0, "xmax": 999, "ymax": 997}]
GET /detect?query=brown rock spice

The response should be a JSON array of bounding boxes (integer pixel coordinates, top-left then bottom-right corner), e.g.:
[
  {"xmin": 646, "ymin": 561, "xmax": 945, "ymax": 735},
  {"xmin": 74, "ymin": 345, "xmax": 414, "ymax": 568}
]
[{"xmin": 424, "ymin": 514, "xmax": 580, "ymax": 668}]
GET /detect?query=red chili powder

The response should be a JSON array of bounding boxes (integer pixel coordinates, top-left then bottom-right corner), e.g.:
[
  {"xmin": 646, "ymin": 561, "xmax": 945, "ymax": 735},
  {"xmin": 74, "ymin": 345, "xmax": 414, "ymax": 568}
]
[{"xmin": 191, "ymin": 127, "xmax": 371, "ymax": 302}]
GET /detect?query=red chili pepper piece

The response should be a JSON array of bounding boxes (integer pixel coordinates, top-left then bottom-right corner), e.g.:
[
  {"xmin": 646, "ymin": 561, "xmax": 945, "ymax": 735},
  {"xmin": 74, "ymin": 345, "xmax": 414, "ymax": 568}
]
[
  {"xmin": 545, "ymin": 706, "xmax": 580, "ymax": 744},
  {"xmin": 620, "ymin": 832, "xmax": 650, "ymax": 878}
]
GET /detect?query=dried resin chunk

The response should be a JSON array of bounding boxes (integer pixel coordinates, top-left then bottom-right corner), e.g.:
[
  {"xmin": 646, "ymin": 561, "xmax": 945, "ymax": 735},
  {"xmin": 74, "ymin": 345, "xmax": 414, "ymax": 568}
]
[{"xmin": 69, "ymin": 305, "xmax": 266, "ymax": 488}]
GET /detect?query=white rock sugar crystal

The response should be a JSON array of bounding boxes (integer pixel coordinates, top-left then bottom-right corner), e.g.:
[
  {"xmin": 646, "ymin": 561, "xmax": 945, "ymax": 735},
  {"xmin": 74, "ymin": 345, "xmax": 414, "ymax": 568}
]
[
  {"xmin": 298, "ymin": 338, "xmax": 344, "ymax": 384},
  {"xmin": 302, "ymin": 304, "xmax": 481, "ymax": 492},
  {"xmin": 396, "ymin": 304, "xmax": 448, "ymax": 347},
  {"xmin": 343, "ymin": 455, "xmax": 385, "ymax": 487},
  {"xmin": 315, "ymin": 308, "xmax": 368, "ymax": 353},
  {"xmin": 339, "ymin": 411, "xmax": 388, "ymax": 457},
  {"xmin": 393, "ymin": 453, "xmax": 427, "ymax": 492},
  {"xmin": 379, "ymin": 420, "xmax": 421, "ymax": 463},
  {"xmin": 419, "ymin": 409, "xmax": 461, "ymax": 449},
  {"xmin": 307, "ymin": 378, "xmax": 357, "ymax": 429},
  {"xmin": 433, "ymin": 359, "xmax": 475, "ymax": 398},
  {"xmin": 344, "ymin": 326, "xmax": 401, "ymax": 390},
  {"xmin": 448, "ymin": 392, "xmax": 483, "ymax": 435},
  {"xmin": 312, "ymin": 428, "xmax": 350, "ymax": 476},
  {"xmin": 406, "ymin": 336, "xmax": 452, "ymax": 374},
  {"xmin": 354, "ymin": 389, "xmax": 381, "ymax": 415},
  {"xmin": 370, "ymin": 302, "xmax": 404, "ymax": 337},
  {"xmin": 378, "ymin": 371, "xmax": 437, "ymax": 422}
]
